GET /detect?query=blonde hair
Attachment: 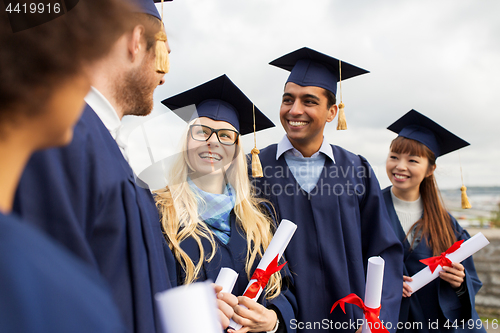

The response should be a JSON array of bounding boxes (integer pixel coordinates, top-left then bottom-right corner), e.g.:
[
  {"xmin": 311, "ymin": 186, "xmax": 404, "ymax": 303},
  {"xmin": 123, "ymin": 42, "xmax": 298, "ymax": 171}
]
[{"xmin": 155, "ymin": 121, "xmax": 282, "ymax": 299}]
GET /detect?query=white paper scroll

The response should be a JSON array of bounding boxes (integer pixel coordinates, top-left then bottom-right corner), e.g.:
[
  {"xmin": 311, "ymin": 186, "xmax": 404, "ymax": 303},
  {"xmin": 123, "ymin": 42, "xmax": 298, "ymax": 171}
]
[
  {"xmin": 215, "ymin": 267, "xmax": 239, "ymax": 293},
  {"xmin": 155, "ymin": 282, "xmax": 221, "ymax": 333},
  {"xmin": 228, "ymin": 219, "xmax": 297, "ymax": 330},
  {"xmin": 407, "ymin": 232, "xmax": 489, "ymax": 295},
  {"xmin": 361, "ymin": 256, "xmax": 385, "ymax": 333}
]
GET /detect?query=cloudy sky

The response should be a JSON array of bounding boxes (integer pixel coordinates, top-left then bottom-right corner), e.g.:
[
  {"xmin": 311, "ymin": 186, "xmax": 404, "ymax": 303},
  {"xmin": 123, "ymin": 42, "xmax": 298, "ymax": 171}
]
[{"xmin": 121, "ymin": 0, "xmax": 500, "ymax": 191}]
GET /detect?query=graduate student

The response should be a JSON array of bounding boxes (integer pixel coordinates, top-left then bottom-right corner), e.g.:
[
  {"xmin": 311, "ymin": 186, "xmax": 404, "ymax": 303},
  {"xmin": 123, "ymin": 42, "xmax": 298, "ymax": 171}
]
[
  {"xmin": 382, "ymin": 110, "xmax": 485, "ymax": 333},
  {"xmin": 13, "ymin": 1, "xmax": 177, "ymax": 332},
  {"xmin": 155, "ymin": 75, "xmax": 296, "ymax": 333},
  {"xmin": 251, "ymin": 47, "xmax": 403, "ymax": 332},
  {"xmin": 0, "ymin": 1, "xmax": 132, "ymax": 331}
]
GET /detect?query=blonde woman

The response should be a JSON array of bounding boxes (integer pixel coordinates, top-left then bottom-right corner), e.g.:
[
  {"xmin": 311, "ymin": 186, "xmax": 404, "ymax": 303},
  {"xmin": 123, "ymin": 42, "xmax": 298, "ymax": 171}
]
[{"xmin": 155, "ymin": 75, "xmax": 296, "ymax": 333}]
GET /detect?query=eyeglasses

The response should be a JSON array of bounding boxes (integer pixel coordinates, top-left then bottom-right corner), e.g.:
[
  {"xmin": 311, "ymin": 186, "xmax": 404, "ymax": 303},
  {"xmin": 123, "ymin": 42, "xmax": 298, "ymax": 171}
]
[{"xmin": 189, "ymin": 125, "xmax": 239, "ymax": 146}]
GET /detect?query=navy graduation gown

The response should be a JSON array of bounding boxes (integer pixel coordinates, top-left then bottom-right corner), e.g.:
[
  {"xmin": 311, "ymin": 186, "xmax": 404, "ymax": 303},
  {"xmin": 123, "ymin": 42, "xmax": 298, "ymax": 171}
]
[
  {"xmin": 251, "ymin": 144, "xmax": 403, "ymax": 333},
  {"xmin": 14, "ymin": 105, "xmax": 176, "ymax": 333},
  {"xmin": 177, "ymin": 211, "xmax": 297, "ymax": 333},
  {"xmin": 382, "ymin": 187, "xmax": 486, "ymax": 333},
  {"xmin": 0, "ymin": 212, "xmax": 125, "ymax": 332}
]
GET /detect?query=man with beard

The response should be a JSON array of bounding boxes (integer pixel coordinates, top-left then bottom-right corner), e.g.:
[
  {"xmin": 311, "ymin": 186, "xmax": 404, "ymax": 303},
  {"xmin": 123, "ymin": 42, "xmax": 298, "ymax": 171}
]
[{"xmin": 13, "ymin": 1, "xmax": 178, "ymax": 333}]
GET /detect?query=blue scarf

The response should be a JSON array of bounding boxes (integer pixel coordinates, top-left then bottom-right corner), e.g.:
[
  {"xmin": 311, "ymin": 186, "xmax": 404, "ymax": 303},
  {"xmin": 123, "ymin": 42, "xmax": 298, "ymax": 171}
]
[{"xmin": 188, "ymin": 178, "xmax": 236, "ymax": 244}]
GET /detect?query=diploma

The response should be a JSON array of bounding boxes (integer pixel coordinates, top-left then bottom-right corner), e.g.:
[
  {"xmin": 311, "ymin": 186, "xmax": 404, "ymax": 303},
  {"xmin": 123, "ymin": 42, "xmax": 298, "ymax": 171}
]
[
  {"xmin": 215, "ymin": 267, "xmax": 238, "ymax": 293},
  {"xmin": 228, "ymin": 219, "xmax": 297, "ymax": 330},
  {"xmin": 155, "ymin": 282, "xmax": 221, "ymax": 333},
  {"xmin": 331, "ymin": 257, "xmax": 388, "ymax": 333},
  {"xmin": 362, "ymin": 256, "xmax": 385, "ymax": 333},
  {"xmin": 407, "ymin": 232, "xmax": 489, "ymax": 294}
]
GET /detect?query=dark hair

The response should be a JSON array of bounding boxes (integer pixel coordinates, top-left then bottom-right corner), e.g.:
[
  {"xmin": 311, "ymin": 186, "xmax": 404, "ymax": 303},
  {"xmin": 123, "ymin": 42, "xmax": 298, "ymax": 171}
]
[
  {"xmin": 323, "ymin": 88, "xmax": 336, "ymax": 109},
  {"xmin": 390, "ymin": 136, "xmax": 456, "ymax": 255},
  {"xmin": 0, "ymin": 0, "xmax": 134, "ymax": 125}
]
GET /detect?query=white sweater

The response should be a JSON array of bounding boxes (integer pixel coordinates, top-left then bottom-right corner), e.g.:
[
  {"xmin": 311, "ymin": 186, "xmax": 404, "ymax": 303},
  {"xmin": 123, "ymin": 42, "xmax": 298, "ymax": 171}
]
[{"xmin": 390, "ymin": 188, "xmax": 423, "ymax": 243}]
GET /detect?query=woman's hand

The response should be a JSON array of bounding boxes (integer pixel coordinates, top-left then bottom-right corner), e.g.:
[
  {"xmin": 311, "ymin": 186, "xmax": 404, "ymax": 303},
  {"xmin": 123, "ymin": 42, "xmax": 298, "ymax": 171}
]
[
  {"xmin": 403, "ymin": 275, "xmax": 413, "ymax": 297},
  {"xmin": 227, "ymin": 296, "xmax": 278, "ymax": 333},
  {"xmin": 439, "ymin": 262, "xmax": 465, "ymax": 289},
  {"xmin": 213, "ymin": 284, "xmax": 238, "ymax": 329}
]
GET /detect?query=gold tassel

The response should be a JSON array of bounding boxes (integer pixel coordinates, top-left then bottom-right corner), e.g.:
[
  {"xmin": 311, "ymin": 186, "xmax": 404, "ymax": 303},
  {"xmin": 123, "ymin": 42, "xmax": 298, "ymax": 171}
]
[
  {"xmin": 251, "ymin": 103, "xmax": 263, "ymax": 178},
  {"xmin": 461, "ymin": 186, "xmax": 471, "ymax": 209},
  {"xmin": 251, "ymin": 148, "xmax": 263, "ymax": 178},
  {"xmin": 337, "ymin": 102, "xmax": 347, "ymax": 130},
  {"xmin": 458, "ymin": 152, "xmax": 471, "ymax": 209},
  {"xmin": 155, "ymin": 0, "xmax": 169, "ymax": 74},
  {"xmin": 155, "ymin": 29, "xmax": 169, "ymax": 74},
  {"xmin": 336, "ymin": 59, "xmax": 347, "ymax": 130}
]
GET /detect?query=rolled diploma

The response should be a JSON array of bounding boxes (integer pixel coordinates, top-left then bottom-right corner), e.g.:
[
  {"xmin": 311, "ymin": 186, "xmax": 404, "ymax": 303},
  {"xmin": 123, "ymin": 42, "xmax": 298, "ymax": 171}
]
[
  {"xmin": 407, "ymin": 232, "xmax": 489, "ymax": 294},
  {"xmin": 155, "ymin": 281, "xmax": 221, "ymax": 333},
  {"xmin": 215, "ymin": 267, "xmax": 238, "ymax": 293},
  {"xmin": 361, "ymin": 256, "xmax": 385, "ymax": 333},
  {"xmin": 229, "ymin": 219, "xmax": 297, "ymax": 330}
]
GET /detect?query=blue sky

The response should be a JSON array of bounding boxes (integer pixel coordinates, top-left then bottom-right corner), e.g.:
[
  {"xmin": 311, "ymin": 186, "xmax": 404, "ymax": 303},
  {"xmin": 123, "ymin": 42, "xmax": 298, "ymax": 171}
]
[{"xmin": 121, "ymin": 0, "xmax": 500, "ymax": 191}]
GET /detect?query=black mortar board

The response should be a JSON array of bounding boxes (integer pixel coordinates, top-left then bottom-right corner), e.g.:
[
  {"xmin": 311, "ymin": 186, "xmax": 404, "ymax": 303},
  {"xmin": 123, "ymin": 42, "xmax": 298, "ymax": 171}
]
[
  {"xmin": 129, "ymin": 0, "xmax": 170, "ymax": 20},
  {"xmin": 387, "ymin": 109, "xmax": 470, "ymax": 158},
  {"xmin": 269, "ymin": 47, "xmax": 369, "ymax": 95},
  {"xmin": 161, "ymin": 74, "xmax": 274, "ymax": 135}
]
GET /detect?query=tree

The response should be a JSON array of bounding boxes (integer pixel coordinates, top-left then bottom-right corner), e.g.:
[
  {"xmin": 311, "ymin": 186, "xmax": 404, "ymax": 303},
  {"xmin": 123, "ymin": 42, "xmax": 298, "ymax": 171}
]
[{"xmin": 491, "ymin": 202, "xmax": 500, "ymax": 228}]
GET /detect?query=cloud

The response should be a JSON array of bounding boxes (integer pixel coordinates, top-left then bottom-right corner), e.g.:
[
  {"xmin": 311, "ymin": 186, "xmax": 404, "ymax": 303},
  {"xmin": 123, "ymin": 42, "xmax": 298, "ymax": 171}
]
[{"xmin": 121, "ymin": 0, "xmax": 500, "ymax": 190}]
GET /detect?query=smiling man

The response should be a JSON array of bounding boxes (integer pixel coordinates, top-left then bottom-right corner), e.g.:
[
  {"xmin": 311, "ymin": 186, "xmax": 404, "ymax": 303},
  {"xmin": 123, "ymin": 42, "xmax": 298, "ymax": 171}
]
[{"xmin": 251, "ymin": 47, "xmax": 404, "ymax": 333}]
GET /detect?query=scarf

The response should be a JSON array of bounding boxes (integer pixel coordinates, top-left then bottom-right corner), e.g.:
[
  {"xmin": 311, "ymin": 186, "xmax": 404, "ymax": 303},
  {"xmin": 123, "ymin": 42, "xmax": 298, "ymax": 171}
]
[{"xmin": 188, "ymin": 178, "xmax": 236, "ymax": 244}]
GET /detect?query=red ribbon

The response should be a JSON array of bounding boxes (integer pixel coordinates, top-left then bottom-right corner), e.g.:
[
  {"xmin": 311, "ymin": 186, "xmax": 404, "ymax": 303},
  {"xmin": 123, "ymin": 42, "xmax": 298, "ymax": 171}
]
[
  {"xmin": 243, "ymin": 254, "xmax": 287, "ymax": 299},
  {"xmin": 331, "ymin": 293, "xmax": 388, "ymax": 333},
  {"xmin": 419, "ymin": 239, "xmax": 464, "ymax": 273}
]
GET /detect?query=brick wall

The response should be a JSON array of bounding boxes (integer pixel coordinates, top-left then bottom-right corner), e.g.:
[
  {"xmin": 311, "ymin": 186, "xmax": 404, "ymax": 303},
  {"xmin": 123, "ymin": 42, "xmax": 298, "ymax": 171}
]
[{"xmin": 469, "ymin": 229, "xmax": 500, "ymax": 317}]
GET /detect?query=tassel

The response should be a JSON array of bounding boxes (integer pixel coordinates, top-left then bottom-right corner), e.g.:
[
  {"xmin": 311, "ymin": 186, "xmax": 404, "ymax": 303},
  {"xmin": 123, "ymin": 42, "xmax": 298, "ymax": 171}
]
[
  {"xmin": 251, "ymin": 103, "xmax": 263, "ymax": 178},
  {"xmin": 458, "ymin": 152, "xmax": 471, "ymax": 209},
  {"xmin": 336, "ymin": 59, "xmax": 347, "ymax": 130},
  {"xmin": 337, "ymin": 102, "xmax": 347, "ymax": 130},
  {"xmin": 155, "ymin": 0, "xmax": 169, "ymax": 74},
  {"xmin": 155, "ymin": 29, "xmax": 169, "ymax": 74},
  {"xmin": 461, "ymin": 186, "xmax": 471, "ymax": 209},
  {"xmin": 251, "ymin": 148, "xmax": 263, "ymax": 178}
]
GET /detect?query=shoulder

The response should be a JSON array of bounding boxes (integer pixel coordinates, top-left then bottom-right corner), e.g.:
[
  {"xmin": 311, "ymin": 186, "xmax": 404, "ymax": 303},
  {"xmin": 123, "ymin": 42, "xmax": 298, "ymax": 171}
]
[
  {"xmin": 447, "ymin": 213, "xmax": 470, "ymax": 239},
  {"xmin": 0, "ymin": 214, "xmax": 85, "ymax": 276},
  {"xmin": 0, "ymin": 213, "xmax": 107, "ymax": 297},
  {"xmin": 331, "ymin": 144, "xmax": 369, "ymax": 166},
  {"xmin": 74, "ymin": 105, "xmax": 113, "ymax": 146},
  {"xmin": 0, "ymin": 214, "xmax": 123, "ymax": 332},
  {"xmin": 29, "ymin": 105, "xmax": 108, "ymax": 161},
  {"xmin": 381, "ymin": 186, "xmax": 392, "ymax": 196},
  {"xmin": 258, "ymin": 144, "xmax": 278, "ymax": 161},
  {"xmin": 20, "ymin": 105, "xmax": 117, "ymax": 184}
]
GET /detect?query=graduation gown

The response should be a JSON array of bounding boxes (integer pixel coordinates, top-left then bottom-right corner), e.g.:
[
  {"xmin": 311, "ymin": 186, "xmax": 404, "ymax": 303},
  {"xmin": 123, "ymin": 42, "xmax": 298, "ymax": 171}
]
[
  {"xmin": 14, "ymin": 105, "xmax": 176, "ymax": 333},
  {"xmin": 0, "ymin": 212, "xmax": 125, "ymax": 332},
  {"xmin": 178, "ymin": 211, "xmax": 297, "ymax": 333},
  {"xmin": 382, "ymin": 187, "xmax": 486, "ymax": 333},
  {"xmin": 251, "ymin": 144, "xmax": 403, "ymax": 333}
]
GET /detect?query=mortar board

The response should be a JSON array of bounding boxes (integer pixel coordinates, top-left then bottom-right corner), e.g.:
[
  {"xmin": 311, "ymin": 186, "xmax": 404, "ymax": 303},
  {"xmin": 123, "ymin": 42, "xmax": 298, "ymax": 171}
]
[
  {"xmin": 269, "ymin": 47, "xmax": 369, "ymax": 96},
  {"xmin": 387, "ymin": 109, "xmax": 470, "ymax": 158},
  {"xmin": 161, "ymin": 74, "xmax": 274, "ymax": 135},
  {"xmin": 129, "ymin": 0, "xmax": 171, "ymax": 20}
]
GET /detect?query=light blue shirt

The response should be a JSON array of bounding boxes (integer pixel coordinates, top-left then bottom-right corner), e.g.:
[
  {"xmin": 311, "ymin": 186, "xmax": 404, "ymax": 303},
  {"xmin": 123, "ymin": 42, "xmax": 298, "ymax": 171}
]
[{"xmin": 276, "ymin": 136, "xmax": 335, "ymax": 193}]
